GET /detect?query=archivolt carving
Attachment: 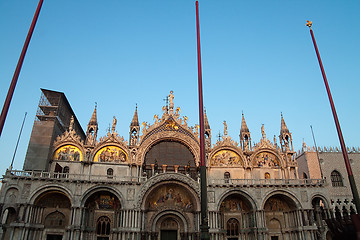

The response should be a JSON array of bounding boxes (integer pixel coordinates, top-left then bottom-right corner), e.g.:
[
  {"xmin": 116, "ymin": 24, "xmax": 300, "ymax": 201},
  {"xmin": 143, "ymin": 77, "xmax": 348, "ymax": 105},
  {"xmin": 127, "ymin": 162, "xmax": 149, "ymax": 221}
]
[{"xmin": 136, "ymin": 173, "xmax": 200, "ymax": 209}]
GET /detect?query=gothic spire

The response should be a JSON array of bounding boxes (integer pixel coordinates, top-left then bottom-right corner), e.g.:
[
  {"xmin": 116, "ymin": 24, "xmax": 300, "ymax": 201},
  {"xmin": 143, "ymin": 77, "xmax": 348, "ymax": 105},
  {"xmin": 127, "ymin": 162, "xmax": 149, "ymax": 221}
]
[
  {"xmin": 240, "ymin": 113, "xmax": 249, "ymax": 134},
  {"xmin": 131, "ymin": 105, "xmax": 139, "ymax": 127},
  {"xmin": 280, "ymin": 113, "xmax": 289, "ymax": 134},
  {"xmin": 204, "ymin": 110, "xmax": 210, "ymax": 130},
  {"xmin": 89, "ymin": 104, "xmax": 98, "ymax": 126}
]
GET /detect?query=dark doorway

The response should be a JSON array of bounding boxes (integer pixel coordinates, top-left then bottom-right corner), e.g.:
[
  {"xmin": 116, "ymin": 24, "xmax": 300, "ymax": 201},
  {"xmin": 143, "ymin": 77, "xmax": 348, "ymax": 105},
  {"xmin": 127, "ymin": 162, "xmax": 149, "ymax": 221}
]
[
  {"xmin": 161, "ymin": 230, "xmax": 177, "ymax": 240},
  {"xmin": 46, "ymin": 235, "xmax": 63, "ymax": 240},
  {"xmin": 97, "ymin": 237, "xmax": 109, "ymax": 240},
  {"xmin": 271, "ymin": 236, "xmax": 279, "ymax": 240}
]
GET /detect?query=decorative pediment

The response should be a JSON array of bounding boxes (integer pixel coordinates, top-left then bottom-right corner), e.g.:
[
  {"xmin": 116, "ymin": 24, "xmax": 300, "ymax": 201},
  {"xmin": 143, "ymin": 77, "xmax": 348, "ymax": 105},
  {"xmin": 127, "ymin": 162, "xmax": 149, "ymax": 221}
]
[
  {"xmin": 213, "ymin": 136, "xmax": 239, "ymax": 149},
  {"xmin": 252, "ymin": 138, "xmax": 277, "ymax": 152},
  {"xmin": 140, "ymin": 116, "xmax": 199, "ymax": 146},
  {"xmin": 98, "ymin": 131, "xmax": 128, "ymax": 148},
  {"xmin": 53, "ymin": 130, "xmax": 84, "ymax": 149}
]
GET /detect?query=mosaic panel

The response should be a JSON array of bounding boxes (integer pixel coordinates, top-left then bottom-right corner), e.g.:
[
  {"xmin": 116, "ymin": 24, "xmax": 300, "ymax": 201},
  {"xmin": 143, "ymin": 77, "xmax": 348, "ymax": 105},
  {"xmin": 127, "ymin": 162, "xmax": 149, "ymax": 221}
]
[
  {"xmin": 94, "ymin": 146, "xmax": 128, "ymax": 163},
  {"xmin": 53, "ymin": 145, "xmax": 83, "ymax": 161}
]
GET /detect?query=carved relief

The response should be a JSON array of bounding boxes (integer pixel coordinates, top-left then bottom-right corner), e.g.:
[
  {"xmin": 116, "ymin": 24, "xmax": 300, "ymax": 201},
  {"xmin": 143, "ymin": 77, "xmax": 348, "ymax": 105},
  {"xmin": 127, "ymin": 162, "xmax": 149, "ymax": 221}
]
[{"xmin": 53, "ymin": 145, "xmax": 83, "ymax": 161}]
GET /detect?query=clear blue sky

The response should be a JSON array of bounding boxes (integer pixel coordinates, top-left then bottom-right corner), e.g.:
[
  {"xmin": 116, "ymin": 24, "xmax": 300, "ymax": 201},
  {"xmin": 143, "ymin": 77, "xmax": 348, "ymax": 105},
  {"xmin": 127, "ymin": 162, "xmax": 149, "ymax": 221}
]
[{"xmin": 0, "ymin": 0, "xmax": 359, "ymax": 175}]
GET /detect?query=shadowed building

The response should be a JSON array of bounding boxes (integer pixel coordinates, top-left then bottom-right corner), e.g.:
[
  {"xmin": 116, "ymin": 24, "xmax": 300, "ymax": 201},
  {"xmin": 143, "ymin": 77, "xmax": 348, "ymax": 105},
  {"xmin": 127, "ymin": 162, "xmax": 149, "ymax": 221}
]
[{"xmin": 0, "ymin": 89, "xmax": 333, "ymax": 240}]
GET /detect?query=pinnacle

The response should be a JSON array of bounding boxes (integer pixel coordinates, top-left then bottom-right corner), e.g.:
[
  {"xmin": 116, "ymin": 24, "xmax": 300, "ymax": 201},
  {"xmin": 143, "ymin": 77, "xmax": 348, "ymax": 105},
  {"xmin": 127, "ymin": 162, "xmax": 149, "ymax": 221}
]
[{"xmin": 131, "ymin": 105, "xmax": 139, "ymax": 127}]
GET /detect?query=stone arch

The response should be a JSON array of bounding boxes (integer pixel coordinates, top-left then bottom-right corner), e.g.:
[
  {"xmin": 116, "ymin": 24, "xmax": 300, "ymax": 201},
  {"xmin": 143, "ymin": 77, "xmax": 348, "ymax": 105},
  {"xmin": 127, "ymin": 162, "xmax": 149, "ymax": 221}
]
[
  {"xmin": 217, "ymin": 190, "xmax": 257, "ymax": 231},
  {"xmin": 81, "ymin": 186, "xmax": 124, "ymax": 208},
  {"xmin": 150, "ymin": 210, "xmax": 190, "ymax": 233},
  {"xmin": 4, "ymin": 187, "xmax": 19, "ymax": 205},
  {"xmin": 262, "ymin": 190, "xmax": 302, "ymax": 210},
  {"xmin": 33, "ymin": 189, "xmax": 72, "ymax": 233},
  {"xmin": 137, "ymin": 173, "xmax": 200, "ymax": 209},
  {"xmin": 217, "ymin": 189, "xmax": 257, "ymax": 212},
  {"xmin": 311, "ymin": 194, "xmax": 330, "ymax": 209},
  {"xmin": 1, "ymin": 207, "xmax": 17, "ymax": 224},
  {"xmin": 137, "ymin": 131, "xmax": 200, "ymax": 166},
  {"xmin": 29, "ymin": 185, "xmax": 73, "ymax": 205},
  {"xmin": 141, "ymin": 180, "xmax": 200, "ymax": 212}
]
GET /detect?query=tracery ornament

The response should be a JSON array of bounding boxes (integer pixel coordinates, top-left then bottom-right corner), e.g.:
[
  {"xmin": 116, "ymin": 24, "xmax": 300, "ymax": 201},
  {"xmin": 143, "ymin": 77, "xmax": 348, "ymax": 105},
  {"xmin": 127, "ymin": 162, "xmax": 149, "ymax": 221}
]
[
  {"xmin": 94, "ymin": 146, "xmax": 128, "ymax": 163},
  {"xmin": 53, "ymin": 145, "xmax": 83, "ymax": 161},
  {"xmin": 211, "ymin": 150, "xmax": 243, "ymax": 167},
  {"xmin": 253, "ymin": 151, "xmax": 280, "ymax": 168}
]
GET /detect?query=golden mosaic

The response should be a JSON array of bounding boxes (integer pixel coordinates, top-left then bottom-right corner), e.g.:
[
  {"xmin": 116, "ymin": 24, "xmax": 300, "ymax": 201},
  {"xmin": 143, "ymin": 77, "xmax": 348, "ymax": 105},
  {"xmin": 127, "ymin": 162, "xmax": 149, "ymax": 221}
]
[
  {"xmin": 94, "ymin": 146, "xmax": 128, "ymax": 163},
  {"xmin": 211, "ymin": 150, "xmax": 242, "ymax": 166},
  {"xmin": 53, "ymin": 145, "xmax": 83, "ymax": 161}
]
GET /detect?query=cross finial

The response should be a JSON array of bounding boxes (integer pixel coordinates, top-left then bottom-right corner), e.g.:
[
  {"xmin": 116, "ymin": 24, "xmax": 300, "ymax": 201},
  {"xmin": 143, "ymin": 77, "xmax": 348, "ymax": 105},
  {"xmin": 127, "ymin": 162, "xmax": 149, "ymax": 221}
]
[
  {"xmin": 163, "ymin": 96, "xmax": 169, "ymax": 109},
  {"xmin": 217, "ymin": 131, "xmax": 221, "ymax": 141},
  {"xmin": 306, "ymin": 20, "xmax": 312, "ymax": 29}
]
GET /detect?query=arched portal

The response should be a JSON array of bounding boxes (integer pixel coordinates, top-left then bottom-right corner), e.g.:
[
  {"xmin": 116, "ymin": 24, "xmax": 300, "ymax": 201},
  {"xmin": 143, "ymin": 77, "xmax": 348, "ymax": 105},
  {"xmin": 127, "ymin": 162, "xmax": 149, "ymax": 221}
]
[
  {"xmin": 219, "ymin": 193, "xmax": 255, "ymax": 239},
  {"xmin": 82, "ymin": 191, "xmax": 121, "ymax": 240},
  {"xmin": 264, "ymin": 194, "xmax": 298, "ymax": 240},
  {"xmin": 143, "ymin": 181, "xmax": 199, "ymax": 239},
  {"xmin": 34, "ymin": 191, "xmax": 71, "ymax": 240}
]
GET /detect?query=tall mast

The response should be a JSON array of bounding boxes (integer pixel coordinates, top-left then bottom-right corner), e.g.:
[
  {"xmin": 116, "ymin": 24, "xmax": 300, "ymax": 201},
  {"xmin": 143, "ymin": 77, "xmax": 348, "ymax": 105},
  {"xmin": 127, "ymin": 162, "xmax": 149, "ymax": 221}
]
[
  {"xmin": 306, "ymin": 21, "xmax": 360, "ymax": 213},
  {"xmin": 0, "ymin": 0, "xmax": 44, "ymax": 137},
  {"xmin": 195, "ymin": 1, "xmax": 210, "ymax": 239}
]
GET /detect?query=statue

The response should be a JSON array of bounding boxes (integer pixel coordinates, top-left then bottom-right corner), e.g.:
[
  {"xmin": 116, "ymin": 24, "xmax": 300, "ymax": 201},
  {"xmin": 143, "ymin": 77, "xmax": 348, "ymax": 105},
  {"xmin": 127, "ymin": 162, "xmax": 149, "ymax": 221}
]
[
  {"xmin": 261, "ymin": 124, "xmax": 266, "ymax": 139},
  {"xmin": 183, "ymin": 116, "xmax": 188, "ymax": 126},
  {"xmin": 69, "ymin": 116, "xmax": 74, "ymax": 131},
  {"xmin": 223, "ymin": 121, "xmax": 227, "ymax": 136},
  {"xmin": 175, "ymin": 107, "xmax": 181, "ymax": 116},
  {"xmin": 169, "ymin": 90, "xmax": 174, "ymax": 110},
  {"xmin": 153, "ymin": 114, "xmax": 159, "ymax": 123},
  {"xmin": 141, "ymin": 122, "xmax": 148, "ymax": 134},
  {"xmin": 112, "ymin": 116, "xmax": 117, "ymax": 133}
]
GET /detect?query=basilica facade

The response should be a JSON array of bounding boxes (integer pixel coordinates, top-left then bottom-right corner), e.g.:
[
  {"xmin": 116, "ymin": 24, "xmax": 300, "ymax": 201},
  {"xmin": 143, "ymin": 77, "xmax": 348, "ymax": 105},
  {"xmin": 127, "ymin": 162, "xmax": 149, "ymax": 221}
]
[{"xmin": 0, "ymin": 89, "xmax": 331, "ymax": 240}]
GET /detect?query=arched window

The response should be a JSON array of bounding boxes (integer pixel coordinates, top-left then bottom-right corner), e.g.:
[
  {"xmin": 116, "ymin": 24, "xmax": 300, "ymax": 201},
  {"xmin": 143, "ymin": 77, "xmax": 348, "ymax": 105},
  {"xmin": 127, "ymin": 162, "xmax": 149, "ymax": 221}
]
[
  {"xmin": 96, "ymin": 216, "xmax": 111, "ymax": 235},
  {"xmin": 107, "ymin": 168, "xmax": 113, "ymax": 178},
  {"xmin": 302, "ymin": 172, "xmax": 308, "ymax": 179},
  {"xmin": 226, "ymin": 218, "xmax": 239, "ymax": 236},
  {"xmin": 265, "ymin": 172, "xmax": 270, "ymax": 179},
  {"xmin": 63, "ymin": 166, "xmax": 69, "ymax": 173},
  {"xmin": 331, "ymin": 170, "xmax": 344, "ymax": 187},
  {"xmin": 224, "ymin": 172, "xmax": 230, "ymax": 183}
]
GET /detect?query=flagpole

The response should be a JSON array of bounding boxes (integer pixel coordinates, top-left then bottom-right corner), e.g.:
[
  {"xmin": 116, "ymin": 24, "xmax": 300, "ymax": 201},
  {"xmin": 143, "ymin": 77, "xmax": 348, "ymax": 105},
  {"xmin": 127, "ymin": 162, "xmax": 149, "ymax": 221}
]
[
  {"xmin": 10, "ymin": 112, "xmax": 27, "ymax": 171},
  {"xmin": 195, "ymin": 1, "xmax": 210, "ymax": 239},
  {"xmin": 306, "ymin": 21, "xmax": 360, "ymax": 213},
  {"xmin": 0, "ymin": 0, "xmax": 44, "ymax": 137}
]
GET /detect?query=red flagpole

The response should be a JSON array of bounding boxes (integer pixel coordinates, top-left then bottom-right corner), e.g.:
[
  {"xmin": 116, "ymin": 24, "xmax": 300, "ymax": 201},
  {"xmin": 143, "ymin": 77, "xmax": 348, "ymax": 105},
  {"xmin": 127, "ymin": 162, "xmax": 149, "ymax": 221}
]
[
  {"xmin": 307, "ymin": 21, "xmax": 360, "ymax": 213},
  {"xmin": 0, "ymin": 0, "xmax": 44, "ymax": 137},
  {"xmin": 195, "ymin": 1, "xmax": 210, "ymax": 239}
]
